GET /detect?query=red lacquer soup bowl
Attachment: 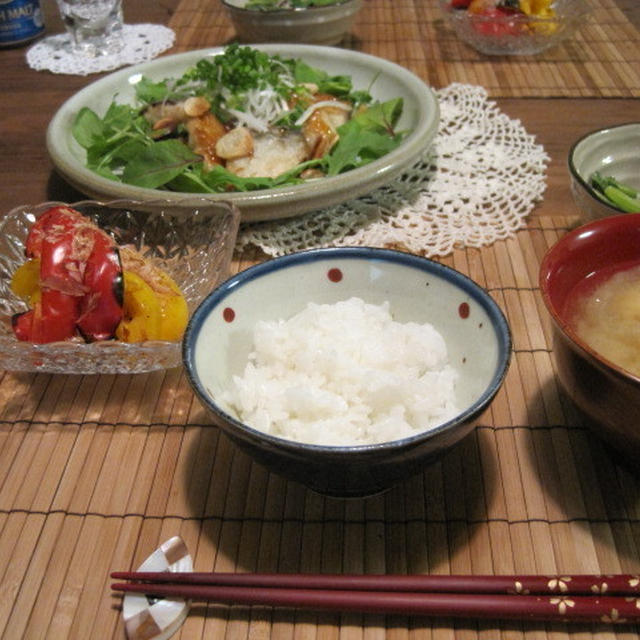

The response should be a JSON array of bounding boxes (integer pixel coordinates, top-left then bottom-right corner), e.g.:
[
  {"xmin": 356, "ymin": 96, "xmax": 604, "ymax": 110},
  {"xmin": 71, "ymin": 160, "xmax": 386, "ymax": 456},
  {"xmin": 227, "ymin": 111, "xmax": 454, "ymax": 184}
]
[{"xmin": 539, "ymin": 213, "xmax": 640, "ymax": 463}]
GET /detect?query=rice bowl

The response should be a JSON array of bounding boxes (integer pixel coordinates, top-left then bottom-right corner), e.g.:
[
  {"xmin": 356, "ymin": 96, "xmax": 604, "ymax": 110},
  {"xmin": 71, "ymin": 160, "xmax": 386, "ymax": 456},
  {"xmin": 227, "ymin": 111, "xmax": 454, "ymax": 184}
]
[{"xmin": 183, "ymin": 247, "xmax": 511, "ymax": 496}]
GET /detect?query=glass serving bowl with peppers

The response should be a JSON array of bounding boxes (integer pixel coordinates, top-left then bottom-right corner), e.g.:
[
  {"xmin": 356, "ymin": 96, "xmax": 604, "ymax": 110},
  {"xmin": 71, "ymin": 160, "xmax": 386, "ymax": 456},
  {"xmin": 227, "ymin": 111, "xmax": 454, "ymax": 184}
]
[
  {"xmin": 440, "ymin": 0, "xmax": 590, "ymax": 55},
  {"xmin": 10, "ymin": 205, "xmax": 188, "ymax": 345},
  {"xmin": 0, "ymin": 199, "xmax": 240, "ymax": 374}
]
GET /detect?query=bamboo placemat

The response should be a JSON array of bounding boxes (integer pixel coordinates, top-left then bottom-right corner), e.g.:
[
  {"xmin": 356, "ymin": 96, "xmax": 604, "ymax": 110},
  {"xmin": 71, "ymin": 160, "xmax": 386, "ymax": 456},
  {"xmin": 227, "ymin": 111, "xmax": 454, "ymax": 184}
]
[
  {"xmin": 1, "ymin": 217, "xmax": 639, "ymax": 639},
  {"xmin": 167, "ymin": 0, "xmax": 640, "ymax": 98}
]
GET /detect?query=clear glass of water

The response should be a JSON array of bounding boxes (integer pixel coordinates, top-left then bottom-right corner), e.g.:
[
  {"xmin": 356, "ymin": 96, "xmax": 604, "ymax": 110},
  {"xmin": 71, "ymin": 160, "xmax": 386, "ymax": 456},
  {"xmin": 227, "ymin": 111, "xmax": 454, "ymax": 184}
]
[{"xmin": 56, "ymin": 0, "xmax": 124, "ymax": 57}]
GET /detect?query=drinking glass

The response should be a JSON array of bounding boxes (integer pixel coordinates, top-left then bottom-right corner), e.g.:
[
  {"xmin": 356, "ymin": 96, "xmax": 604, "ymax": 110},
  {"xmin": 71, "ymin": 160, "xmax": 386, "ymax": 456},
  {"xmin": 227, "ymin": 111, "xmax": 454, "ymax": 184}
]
[{"xmin": 56, "ymin": 0, "xmax": 124, "ymax": 57}]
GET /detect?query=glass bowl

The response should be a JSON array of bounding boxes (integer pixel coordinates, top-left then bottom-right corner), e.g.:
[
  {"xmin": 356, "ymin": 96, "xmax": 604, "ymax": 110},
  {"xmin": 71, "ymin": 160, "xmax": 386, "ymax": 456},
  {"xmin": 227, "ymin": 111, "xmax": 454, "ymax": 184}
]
[
  {"xmin": 0, "ymin": 199, "xmax": 240, "ymax": 374},
  {"xmin": 439, "ymin": 0, "xmax": 591, "ymax": 56}
]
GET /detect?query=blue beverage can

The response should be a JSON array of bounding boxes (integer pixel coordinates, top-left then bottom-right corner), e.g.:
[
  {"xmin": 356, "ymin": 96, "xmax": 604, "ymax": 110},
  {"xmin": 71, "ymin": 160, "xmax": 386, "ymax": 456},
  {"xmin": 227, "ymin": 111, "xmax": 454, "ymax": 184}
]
[{"xmin": 0, "ymin": 0, "xmax": 44, "ymax": 47}]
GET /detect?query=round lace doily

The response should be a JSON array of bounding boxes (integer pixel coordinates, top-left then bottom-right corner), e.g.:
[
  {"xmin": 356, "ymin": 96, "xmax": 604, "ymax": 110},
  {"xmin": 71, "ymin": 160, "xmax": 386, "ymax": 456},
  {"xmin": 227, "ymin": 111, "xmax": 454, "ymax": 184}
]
[
  {"xmin": 26, "ymin": 24, "xmax": 175, "ymax": 76},
  {"xmin": 237, "ymin": 83, "xmax": 549, "ymax": 258}
]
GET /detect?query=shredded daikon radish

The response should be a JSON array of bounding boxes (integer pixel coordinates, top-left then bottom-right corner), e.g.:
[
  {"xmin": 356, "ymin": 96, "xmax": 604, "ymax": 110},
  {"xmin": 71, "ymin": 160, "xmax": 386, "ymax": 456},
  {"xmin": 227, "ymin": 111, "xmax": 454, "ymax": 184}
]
[
  {"xmin": 294, "ymin": 100, "xmax": 352, "ymax": 126},
  {"xmin": 225, "ymin": 87, "xmax": 292, "ymax": 131},
  {"xmin": 226, "ymin": 108, "xmax": 270, "ymax": 133}
]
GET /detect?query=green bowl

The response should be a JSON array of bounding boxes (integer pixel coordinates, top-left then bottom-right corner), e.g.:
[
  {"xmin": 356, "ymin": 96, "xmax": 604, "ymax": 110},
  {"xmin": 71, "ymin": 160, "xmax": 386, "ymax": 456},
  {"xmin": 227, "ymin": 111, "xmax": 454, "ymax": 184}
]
[{"xmin": 222, "ymin": 0, "xmax": 363, "ymax": 46}]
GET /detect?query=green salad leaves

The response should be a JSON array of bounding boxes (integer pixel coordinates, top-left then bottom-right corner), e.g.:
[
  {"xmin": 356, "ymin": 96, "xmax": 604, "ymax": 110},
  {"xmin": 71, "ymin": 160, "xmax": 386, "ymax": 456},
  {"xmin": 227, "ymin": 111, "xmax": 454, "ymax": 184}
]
[
  {"xmin": 72, "ymin": 44, "xmax": 406, "ymax": 194},
  {"xmin": 244, "ymin": 0, "xmax": 343, "ymax": 9}
]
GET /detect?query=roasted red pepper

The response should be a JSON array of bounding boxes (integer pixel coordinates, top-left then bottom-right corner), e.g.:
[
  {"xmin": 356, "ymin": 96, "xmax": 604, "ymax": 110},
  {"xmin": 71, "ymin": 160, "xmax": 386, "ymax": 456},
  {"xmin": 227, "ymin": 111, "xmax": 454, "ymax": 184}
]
[
  {"xmin": 12, "ymin": 288, "xmax": 81, "ymax": 343},
  {"xmin": 25, "ymin": 205, "xmax": 75, "ymax": 258},
  {"xmin": 27, "ymin": 205, "xmax": 88, "ymax": 295},
  {"xmin": 471, "ymin": 7, "xmax": 524, "ymax": 36},
  {"xmin": 12, "ymin": 206, "xmax": 124, "ymax": 344},
  {"xmin": 77, "ymin": 234, "xmax": 124, "ymax": 342}
]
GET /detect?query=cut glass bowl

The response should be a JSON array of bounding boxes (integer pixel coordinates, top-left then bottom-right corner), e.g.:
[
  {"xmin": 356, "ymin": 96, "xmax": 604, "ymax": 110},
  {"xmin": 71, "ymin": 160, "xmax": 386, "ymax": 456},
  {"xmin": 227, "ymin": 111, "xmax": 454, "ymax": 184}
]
[
  {"xmin": 0, "ymin": 199, "xmax": 240, "ymax": 374},
  {"xmin": 440, "ymin": 0, "xmax": 591, "ymax": 56}
]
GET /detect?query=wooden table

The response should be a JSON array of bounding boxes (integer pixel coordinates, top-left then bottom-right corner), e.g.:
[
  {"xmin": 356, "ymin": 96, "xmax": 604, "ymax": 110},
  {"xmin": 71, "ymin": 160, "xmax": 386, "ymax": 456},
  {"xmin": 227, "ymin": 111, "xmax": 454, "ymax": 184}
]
[{"xmin": 0, "ymin": 1, "xmax": 639, "ymax": 638}]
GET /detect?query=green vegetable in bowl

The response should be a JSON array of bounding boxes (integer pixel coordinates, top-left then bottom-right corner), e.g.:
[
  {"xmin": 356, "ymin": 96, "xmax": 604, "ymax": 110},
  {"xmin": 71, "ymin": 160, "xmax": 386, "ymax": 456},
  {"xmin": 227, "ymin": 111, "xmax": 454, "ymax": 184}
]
[
  {"xmin": 72, "ymin": 44, "xmax": 405, "ymax": 194},
  {"xmin": 245, "ymin": 0, "xmax": 342, "ymax": 8},
  {"xmin": 590, "ymin": 172, "xmax": 640, "ymax": 213}
]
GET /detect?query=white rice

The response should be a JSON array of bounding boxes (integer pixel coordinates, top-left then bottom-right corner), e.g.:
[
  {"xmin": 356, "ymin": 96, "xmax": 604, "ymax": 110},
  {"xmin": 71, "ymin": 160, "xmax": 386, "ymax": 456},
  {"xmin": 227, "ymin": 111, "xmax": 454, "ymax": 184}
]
[{"xmin": 223, "ymin": 297, "xmax": 459, "ymax": 446}]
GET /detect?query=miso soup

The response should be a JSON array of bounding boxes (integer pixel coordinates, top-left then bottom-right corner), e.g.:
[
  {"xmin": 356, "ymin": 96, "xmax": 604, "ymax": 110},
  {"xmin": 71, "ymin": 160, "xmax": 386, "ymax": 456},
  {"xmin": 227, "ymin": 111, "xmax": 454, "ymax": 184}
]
[{"xmin": 568, "ymin": 263, "xmax": 640, "ymax": 377}]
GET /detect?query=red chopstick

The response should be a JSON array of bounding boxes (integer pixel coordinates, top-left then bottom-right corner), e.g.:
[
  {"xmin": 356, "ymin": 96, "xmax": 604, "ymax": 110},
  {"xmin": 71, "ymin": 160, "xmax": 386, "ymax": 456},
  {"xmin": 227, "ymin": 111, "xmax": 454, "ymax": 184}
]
[
  {"xmin": 110, "ymin": 573, "xmax": 640, "ymax": 623},
  {"xmin": 110, "ymin": 571, "xmax": 640, "ymax": 596}
]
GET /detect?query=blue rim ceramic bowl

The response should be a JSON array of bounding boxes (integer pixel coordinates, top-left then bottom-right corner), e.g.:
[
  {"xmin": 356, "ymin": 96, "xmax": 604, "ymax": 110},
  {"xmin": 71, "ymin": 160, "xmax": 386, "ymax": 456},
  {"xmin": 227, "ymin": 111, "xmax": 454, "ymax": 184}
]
[
  {"xmin": 568, "ymin": 122, "xmax": 640, "ymax": 222},
  {"xmin": 183, "ymin": 247, "xmax": 512, "ymax": 497}
]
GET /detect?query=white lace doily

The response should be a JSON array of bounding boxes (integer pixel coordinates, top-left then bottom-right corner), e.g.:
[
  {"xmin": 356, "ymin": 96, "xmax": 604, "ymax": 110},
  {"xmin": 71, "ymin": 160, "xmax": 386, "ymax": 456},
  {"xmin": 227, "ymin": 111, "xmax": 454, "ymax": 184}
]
[
  {"xmin": 26, "ymin": 24, "xmax": 175, "ymax": 76},
  {"xmin": 237, "ymin": 83, "xmax": 549, "ymax": 258}
]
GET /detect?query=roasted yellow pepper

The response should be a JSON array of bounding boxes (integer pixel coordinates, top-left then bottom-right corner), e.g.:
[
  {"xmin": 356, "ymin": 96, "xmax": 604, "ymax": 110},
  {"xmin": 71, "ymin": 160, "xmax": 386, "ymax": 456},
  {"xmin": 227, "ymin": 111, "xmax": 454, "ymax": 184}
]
[
  {"xmin": 115, "ymin": 269, "xmax": 188, "ymax": 343},
  {"xmin": 519, "ymin": 0, "xmax": 553, "ymax": 16},
  {"xmin": 154, "ymin": 270, "xmax": 189, "ymax": 342},
  {"xmin": 10, "ymin": 258, "xmax": 41, "ymax": 304},
  {"xmin": 116, "ymin": 271, "xmax": 162, "ymax": 342},
  {"xmin": 518, "ymin": 0, "xmax": 557, "ymax": 33}
]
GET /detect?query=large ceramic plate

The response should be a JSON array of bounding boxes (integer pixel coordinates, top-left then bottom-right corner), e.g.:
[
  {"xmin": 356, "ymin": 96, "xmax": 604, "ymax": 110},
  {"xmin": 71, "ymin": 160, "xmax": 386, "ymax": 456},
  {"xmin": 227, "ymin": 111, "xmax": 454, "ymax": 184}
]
[{"xmin": 46, "ymin": 45, "xmax": 440, "ymax": 223}]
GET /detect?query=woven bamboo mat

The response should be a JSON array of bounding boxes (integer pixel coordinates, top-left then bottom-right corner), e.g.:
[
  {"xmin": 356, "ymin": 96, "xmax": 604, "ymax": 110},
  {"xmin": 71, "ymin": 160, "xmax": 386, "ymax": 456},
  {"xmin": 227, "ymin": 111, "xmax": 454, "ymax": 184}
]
[
  {"xmin": 1, "ymin": 217, "xmax": 639, "ymax": 639},
  {"xmin": 167, "ymin": 0, "xmax": 640, "ymax": 98}
]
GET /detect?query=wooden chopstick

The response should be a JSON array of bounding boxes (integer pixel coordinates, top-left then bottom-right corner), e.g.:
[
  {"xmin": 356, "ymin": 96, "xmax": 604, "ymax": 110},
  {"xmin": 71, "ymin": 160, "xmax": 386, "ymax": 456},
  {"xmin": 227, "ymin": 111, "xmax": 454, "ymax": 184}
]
[{"xmin": 110, "ymin": 573, "xmax": 640, "ymax": 623}]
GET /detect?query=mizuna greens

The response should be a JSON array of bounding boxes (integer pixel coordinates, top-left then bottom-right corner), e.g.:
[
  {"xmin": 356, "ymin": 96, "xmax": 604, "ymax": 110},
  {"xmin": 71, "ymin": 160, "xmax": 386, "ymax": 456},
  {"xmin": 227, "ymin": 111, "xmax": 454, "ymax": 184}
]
[{"xmin": 72, "ymin": 44, "xmax": 406, "ymax": 194}]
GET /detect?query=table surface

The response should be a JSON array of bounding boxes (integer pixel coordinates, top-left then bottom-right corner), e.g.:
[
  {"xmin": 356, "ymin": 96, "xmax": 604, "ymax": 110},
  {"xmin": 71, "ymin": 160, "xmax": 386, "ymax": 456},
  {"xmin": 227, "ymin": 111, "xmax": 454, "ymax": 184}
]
[{"xmin": 1, "ymin": 1, "xmax": 639, "ymax": 638}]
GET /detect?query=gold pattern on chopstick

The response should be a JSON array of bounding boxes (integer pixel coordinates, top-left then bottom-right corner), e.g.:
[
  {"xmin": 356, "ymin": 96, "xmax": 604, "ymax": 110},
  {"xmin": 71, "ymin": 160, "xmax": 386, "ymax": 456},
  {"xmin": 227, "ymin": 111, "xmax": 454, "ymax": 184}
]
[
  {"xmin": 590, "ymin": 582, "xmax": 608, "ymax": 594},
  {"xmin": 601, "ymin": 609, "xmax": 625, "ymax": 624},
  {"xmin": 549, "ymin": 597, "xmax": 575, "ymax": 615},
  {"xmin": 513, "ymin": 581, "xmax": 529, "ymax": 595},
  {"xmin": 547, "ymin": 577, "xmax": 571, "ymax": 592},
  {"xmin": 629, "ymin": 576, "xmax": 640, "ymax": 589}
]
